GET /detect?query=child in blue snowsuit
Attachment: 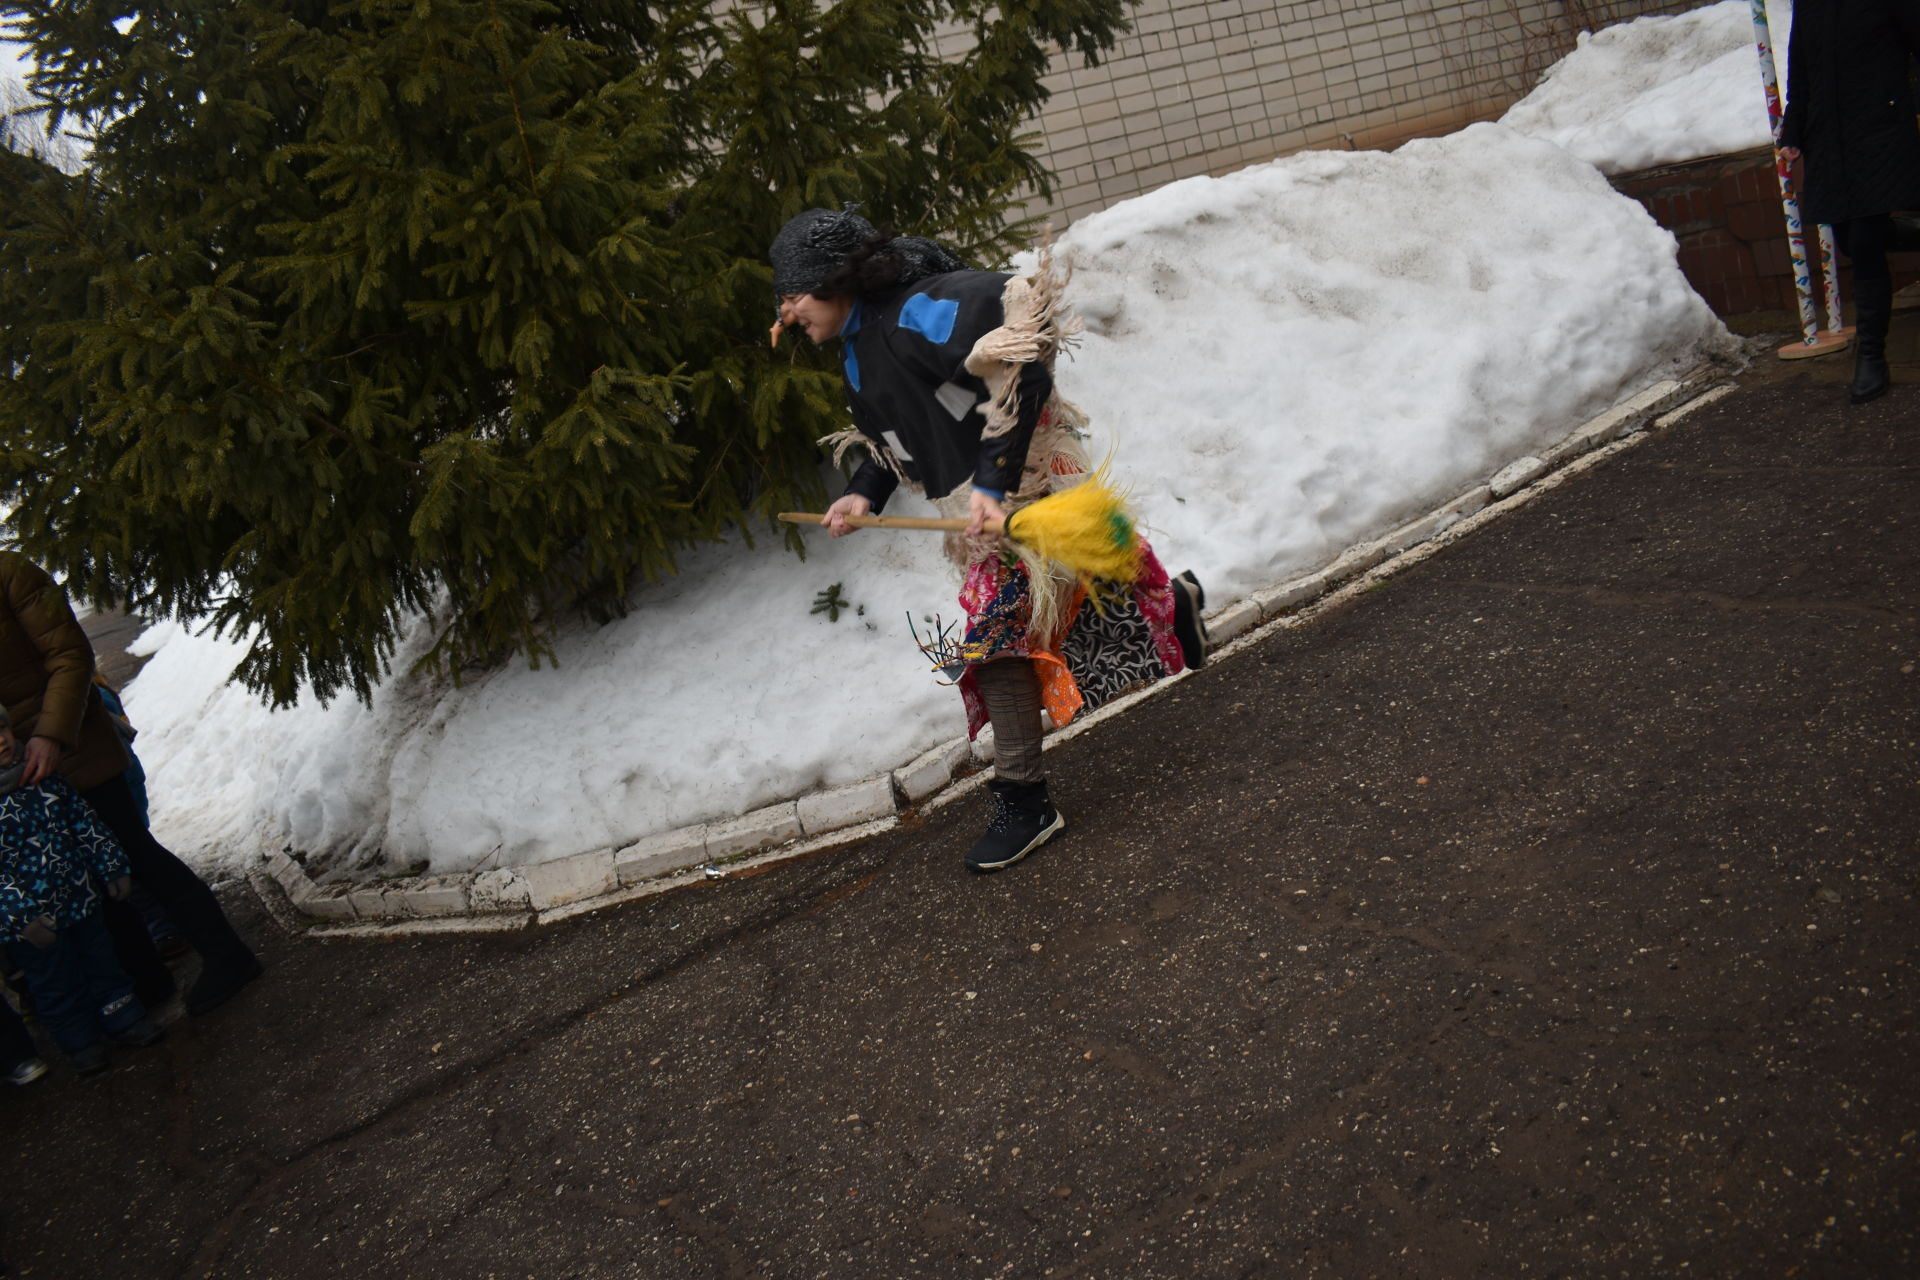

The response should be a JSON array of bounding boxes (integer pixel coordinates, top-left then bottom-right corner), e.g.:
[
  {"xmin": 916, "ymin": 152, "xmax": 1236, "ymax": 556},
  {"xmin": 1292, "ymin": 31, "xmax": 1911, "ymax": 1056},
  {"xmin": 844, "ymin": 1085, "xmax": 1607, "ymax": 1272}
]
[{"xmin": 0, "ymin": 705, "xmax": 162, "ymax": 1075}]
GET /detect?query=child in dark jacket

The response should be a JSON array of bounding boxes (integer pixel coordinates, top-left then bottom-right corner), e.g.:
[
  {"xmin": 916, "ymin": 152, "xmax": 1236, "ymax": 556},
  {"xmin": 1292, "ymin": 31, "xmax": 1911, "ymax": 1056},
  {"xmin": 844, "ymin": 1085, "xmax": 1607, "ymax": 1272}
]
[{"xmin": 0, "ymin": 706, "xmax": 162, "ymax": 1075}]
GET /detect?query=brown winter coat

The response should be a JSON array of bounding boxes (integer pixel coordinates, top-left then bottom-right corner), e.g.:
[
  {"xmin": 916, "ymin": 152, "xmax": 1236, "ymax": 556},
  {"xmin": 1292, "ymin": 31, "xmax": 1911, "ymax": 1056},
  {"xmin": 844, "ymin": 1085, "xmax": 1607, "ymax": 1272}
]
[{"xmin": 0, "ymin": 552, "xmax": 131, "ymax": 792}]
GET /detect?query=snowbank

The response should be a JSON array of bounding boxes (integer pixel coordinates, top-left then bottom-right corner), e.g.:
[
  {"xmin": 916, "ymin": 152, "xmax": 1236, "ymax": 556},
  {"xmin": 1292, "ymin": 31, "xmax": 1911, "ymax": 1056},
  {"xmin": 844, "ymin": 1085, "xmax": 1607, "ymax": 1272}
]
[{"xmin": 1500, "ymin": 0, "xmax": 1782, "ymax": 174}]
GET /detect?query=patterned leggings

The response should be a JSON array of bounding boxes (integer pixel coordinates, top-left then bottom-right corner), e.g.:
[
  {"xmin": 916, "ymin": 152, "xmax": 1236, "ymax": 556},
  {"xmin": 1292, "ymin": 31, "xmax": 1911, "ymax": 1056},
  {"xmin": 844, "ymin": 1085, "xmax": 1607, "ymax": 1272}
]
[{"xmin": 972, "ymin": 657, "xmax": 1046, "ymax": 783}]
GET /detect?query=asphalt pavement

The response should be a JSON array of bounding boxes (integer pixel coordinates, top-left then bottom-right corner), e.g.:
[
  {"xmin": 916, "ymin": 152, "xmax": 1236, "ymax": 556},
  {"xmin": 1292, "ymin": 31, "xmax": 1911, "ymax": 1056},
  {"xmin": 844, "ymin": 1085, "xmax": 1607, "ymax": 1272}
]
[{"xmin": 4, "ymin": 324, "xmax": 1917, "ymax": 1279}]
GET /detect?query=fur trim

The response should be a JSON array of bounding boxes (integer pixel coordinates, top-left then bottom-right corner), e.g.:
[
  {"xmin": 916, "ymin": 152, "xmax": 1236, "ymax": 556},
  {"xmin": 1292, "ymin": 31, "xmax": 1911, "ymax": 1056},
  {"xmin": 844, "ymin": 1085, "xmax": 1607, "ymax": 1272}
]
[
  {"xmin": 818, "ymin": 426, "xmax": 910, "ymax": 487},
  {"xmin": 966, "ymin": 241, "xmax": 1084, "ymax": 441}
]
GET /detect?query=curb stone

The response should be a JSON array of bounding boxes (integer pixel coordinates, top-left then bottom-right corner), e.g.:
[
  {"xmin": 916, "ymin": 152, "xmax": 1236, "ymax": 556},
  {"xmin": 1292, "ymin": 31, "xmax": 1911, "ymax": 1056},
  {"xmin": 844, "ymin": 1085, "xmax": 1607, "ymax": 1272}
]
[
  {"xmin": 469, "ymin": 868, "xmax": 532, "ymax": 913},
  {"xmin": 517, "ymin": 849, "xmax": 617, "ymax": 909},
  {"xmin": 893, "ymin": 742, "xmax": 958, "ymax": 805},
  {"xmin": 615, "ymin": 825, "xmax": 709, "ymax": 886},
  {"xmin": 1490, "ymin": 456, "xmax": 1549, "ymax": 498},
  {"xmin": 254, "ymin": 368, "xmax": 1733, "ymax": 936},
  {"xmin": 288, "ymin": 875, "xmax": 357, "ymax": 922},
  {"xmin": 798, "ymin": 777, "xmax": 897, "ymax": 835},
  {"xmin": 706, "ymin": 803, "xmax": 803, "ymax": 860},
  {"xmin": 1207, "ymin": 598, "xmax": 1261, "ymax": 645},
  {"xmin": 400, "ymin": 876, "xmax": 472, "ymax": 918}
]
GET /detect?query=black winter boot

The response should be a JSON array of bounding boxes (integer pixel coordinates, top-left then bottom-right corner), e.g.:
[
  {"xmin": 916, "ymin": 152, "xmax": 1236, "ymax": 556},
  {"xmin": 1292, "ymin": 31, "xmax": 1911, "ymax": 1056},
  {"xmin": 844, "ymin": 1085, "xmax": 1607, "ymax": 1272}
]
[
  {"xmin": 1850, "ymin": 276, "xmax": 1893, "ymax": 406},
  {"xmin": 1172, "ymin": 570, "xmax": 1211, "ymax": 670},
  {"xmin": 185, "ymin": 952, "xmax": 263, "ymax": 1017},
  {"xmin": 170, "ymin": 885, "xmax": 263, "ymax": 1016},
  {"xmin": 109, "ymin": 1017, "xmax": 166, "ymax": 1049},
  {"xmin": 67, "ymin": 1043, "xmax": 109, "ymax": 1077},
  {"xmin": 966, "ymin": 779, "xmax": 1065, "ymax": 872}
]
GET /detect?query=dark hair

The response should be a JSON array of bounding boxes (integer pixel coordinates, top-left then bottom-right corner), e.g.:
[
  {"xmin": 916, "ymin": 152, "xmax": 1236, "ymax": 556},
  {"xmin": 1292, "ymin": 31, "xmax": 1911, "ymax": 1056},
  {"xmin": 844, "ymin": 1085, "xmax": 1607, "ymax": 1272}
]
[
  {"xmin": 812, "ymin": 230, "xmax": 973, "ymax": 303},
  {"xmin": 811, "ymin": 231, "xmax": 910, "ymax": 303}
]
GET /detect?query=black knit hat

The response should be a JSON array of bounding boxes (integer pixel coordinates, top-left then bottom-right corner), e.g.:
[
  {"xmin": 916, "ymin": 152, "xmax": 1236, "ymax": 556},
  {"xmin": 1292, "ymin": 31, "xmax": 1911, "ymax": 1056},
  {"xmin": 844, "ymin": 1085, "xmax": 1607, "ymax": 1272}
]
[{"xmin": 770, "ymin": 207, "xmax": 876, "ymax": 297}]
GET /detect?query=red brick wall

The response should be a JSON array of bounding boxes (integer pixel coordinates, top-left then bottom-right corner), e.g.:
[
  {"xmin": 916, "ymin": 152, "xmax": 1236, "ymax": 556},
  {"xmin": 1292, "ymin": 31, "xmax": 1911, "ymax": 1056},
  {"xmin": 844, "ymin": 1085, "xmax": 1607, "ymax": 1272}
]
[{"xmin": 1612, "ymin": 147, "xmax": 1918, "ymax": 317}]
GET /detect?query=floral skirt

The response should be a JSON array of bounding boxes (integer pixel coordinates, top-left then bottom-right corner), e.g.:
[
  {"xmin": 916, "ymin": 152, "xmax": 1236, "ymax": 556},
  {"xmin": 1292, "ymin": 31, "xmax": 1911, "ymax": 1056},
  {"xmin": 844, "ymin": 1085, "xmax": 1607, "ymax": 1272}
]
[{"xmin": 953, "ymin": 541, "xmax": 1184, "ymax": 739}]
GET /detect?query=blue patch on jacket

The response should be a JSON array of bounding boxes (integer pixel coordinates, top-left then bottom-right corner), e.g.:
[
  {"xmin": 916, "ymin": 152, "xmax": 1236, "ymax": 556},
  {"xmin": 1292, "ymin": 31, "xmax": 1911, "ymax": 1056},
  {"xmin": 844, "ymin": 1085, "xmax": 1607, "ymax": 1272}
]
[
  {"xmin": 841, "ymin": 301, "xmax": 864, "ymax": 391},
  {"xmin": 897, "ymin": 293, "xmax": 959, "ymax": 345}
]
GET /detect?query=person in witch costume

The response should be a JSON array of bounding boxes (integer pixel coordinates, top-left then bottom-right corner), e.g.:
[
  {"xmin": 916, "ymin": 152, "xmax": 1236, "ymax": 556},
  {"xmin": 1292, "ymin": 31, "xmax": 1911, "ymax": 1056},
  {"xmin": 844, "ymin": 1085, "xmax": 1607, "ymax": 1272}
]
[
  {"xmin": 770, "ymin": 207, "xmax": 1210, "ymax": 872},
  {"xmin": 1779, "ymin": 0, "xmax": 1920, "ymax": 405}
]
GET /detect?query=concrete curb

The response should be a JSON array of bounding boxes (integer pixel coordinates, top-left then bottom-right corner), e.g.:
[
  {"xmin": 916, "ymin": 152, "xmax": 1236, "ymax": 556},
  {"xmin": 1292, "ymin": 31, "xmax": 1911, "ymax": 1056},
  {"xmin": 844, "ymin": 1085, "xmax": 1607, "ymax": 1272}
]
[{"xmin": 254, "ymin": 370, "xmax": 1732, "ymax": 937}]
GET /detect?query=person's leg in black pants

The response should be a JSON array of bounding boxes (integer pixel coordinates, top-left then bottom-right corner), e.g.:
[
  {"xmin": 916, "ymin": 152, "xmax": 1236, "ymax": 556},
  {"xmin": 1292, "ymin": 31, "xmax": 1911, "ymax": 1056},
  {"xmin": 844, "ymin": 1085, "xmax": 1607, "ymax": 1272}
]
[
  {"xmin": 100, "ymin": 893, "xmax": 175, "ymax": 1009},
  {"xmin": 1836, "ymin": 214, "xmax": 1895, "ymax": 404},
  {"xmin": 80, "ymin": 772, "xmax": 261, "ymax": 1016}
]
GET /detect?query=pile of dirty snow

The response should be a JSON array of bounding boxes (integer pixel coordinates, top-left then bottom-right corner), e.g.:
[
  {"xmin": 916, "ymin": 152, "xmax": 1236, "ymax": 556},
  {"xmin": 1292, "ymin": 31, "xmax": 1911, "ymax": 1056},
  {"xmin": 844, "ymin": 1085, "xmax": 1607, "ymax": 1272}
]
[{"xmin": 1501, "ymin": 0, "xmax": 1784, "ymax": 174}]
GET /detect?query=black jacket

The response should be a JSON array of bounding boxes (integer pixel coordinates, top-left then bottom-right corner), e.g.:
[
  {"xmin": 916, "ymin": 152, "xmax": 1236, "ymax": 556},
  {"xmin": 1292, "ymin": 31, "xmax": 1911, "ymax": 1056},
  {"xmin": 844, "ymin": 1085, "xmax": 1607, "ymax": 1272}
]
[
  {"xmin": 837, "ymin": 271, "xmax": 1051, "ymax": 512},
  {"xmin": 1780, "ymin": 0, "xmax": 1920, "ymax": 224}
]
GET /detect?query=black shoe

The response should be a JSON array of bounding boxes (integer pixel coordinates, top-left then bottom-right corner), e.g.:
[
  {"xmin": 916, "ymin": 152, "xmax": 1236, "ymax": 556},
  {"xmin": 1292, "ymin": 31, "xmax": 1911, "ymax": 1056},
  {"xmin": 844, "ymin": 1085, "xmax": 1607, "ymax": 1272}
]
[
  {"xmin": 109, "ymin": 1017, "xmax": 165, "ymax": 1049},
  {"xmin": 966, "ymin": 779, "xmax": 1066, "ymax": 873},
  {"xmin": 186, "ymin": 956, "xmax": 263, "ymax": 1017},
  {"xmin": 1849, "ymin": 349, "xmax": 1890, "ymax": 404},
  {"xmin": 5, "ymin": 1057, "xmax": 48, "ymax": 1087},
  {"xmin": 1849, "ymin": 276, "xmax": 1893, "ymax": 406},
  {"xmin": 68, "ymin": 1043, "xmax": 109, "ymax": 1077},
  {"xmin": 1171, "ymin": 570, "xmax": 1211, "ymax": 671}
]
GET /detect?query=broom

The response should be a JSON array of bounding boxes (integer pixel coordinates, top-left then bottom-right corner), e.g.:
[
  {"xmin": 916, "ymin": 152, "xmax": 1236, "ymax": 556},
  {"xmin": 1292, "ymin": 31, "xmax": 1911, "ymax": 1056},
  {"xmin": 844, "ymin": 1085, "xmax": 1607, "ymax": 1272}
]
[{"xmin": 777, "ymin": 467, "xmax": 1143, "ymax": 585}]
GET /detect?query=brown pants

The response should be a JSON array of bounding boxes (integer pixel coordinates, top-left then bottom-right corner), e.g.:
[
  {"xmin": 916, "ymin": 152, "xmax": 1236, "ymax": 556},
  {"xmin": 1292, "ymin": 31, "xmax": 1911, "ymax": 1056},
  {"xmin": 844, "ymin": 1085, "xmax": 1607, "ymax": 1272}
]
[{"xmin": 972, "ymin": 657, "xmax": 1045, "ymax": 783}]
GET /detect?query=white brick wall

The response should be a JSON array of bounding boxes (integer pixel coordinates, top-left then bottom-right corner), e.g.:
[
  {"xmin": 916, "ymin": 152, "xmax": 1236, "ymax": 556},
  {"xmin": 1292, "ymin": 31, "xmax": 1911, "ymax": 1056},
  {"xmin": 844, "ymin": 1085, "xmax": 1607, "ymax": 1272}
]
[{"xmin": 1020, "ymin": 0, "xmax": 1693, "ymax": 227}]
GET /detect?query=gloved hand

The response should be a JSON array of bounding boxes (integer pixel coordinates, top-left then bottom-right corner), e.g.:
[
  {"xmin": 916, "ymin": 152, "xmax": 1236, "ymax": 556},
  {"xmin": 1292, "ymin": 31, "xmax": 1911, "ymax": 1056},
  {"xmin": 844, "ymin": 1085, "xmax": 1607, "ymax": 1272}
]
[
  {"xmin": 107, "ymin": 876, "xmax": 133, "ymax": 902},
  {"xmin": 22, "ymin": 915, "xmax": 56, "ymax": 950}
]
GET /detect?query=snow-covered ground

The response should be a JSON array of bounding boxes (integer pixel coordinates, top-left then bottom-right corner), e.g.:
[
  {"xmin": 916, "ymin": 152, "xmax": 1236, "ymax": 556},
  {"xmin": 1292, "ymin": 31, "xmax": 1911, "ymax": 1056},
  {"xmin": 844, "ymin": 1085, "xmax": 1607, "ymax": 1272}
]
[
  {"xmin": 99, "ymin": 6, "xmax": 1765, "ymax": 880},
  {"xmin": 1500, "ymin": 0, "xmax": 1784, "ymax": 174}
]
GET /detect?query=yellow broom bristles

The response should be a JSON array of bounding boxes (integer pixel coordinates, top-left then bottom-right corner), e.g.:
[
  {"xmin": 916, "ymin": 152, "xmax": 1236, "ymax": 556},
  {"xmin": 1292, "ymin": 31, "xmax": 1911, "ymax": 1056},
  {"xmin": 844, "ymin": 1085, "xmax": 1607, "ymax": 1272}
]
[{"xmin": 1004, "ymin": 467, "xmax": 1142, "ymax": 585}]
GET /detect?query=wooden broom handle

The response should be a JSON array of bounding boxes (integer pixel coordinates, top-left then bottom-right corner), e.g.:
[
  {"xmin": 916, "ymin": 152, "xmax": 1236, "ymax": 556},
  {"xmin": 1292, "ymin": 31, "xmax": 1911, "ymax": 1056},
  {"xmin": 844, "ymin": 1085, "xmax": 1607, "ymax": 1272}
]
[{"xmin": 777, "ymin": 511, "xmax": 1008, "ymax": 534}]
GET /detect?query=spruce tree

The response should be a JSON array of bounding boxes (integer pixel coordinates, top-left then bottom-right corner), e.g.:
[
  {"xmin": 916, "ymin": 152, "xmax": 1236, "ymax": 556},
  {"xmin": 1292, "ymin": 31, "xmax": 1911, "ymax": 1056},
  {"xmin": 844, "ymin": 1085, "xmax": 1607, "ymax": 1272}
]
[{"xmin": 0, "ymin": 0, "xmax": 1130, "ymax": 705}]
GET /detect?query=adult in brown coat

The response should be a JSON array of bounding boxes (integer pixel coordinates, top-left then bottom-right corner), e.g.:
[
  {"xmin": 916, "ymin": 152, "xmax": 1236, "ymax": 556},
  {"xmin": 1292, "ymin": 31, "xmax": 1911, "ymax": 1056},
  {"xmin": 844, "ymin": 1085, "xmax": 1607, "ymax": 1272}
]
[
  {"xmin": 0, "ymin": 551, "xmax": 260, "ymax": 1015},
  {"xmin": 0, "ymin": 556, "xmax": 132, "ymax": 793}
]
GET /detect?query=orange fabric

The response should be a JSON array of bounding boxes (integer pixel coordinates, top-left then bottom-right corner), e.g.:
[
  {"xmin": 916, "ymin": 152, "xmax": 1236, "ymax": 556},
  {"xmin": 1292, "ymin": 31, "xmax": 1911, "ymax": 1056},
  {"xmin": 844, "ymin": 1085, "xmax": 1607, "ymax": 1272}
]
[
  {"xmin": 1031, "ymin": 650, "xmax": 1082, "ymax": 728},
  {"xmin": 1029, "ymin": 584, "xmax": 1086, "ymax": 727}
]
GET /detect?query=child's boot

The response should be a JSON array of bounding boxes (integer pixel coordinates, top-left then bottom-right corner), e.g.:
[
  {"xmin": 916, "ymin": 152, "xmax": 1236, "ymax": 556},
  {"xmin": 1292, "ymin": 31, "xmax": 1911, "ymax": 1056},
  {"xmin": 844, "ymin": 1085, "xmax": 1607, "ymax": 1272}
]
[
  {"xmin": 966, "ymin": 778, "xmax": 1066, "ymax": 872},
  {"xmin": 5, "ymin": 1056, "xmax": 47, "ymax": 1086},
  {"xmin": 109, "ymin": 1017, "xmax": 165, "ymax": 1049},
  {"xmin": 1172, "ymin": 570, "xmax": 1211, "ymax": 670}
]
